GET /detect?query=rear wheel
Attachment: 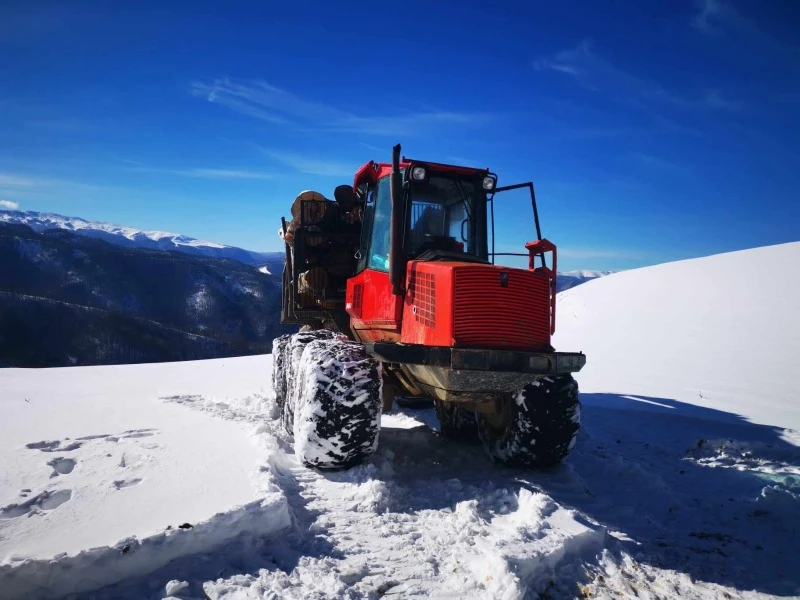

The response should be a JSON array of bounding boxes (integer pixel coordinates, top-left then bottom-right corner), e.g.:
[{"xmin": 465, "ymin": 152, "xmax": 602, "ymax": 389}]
[
  {"xmin": 271, "ymin": 334, "xmax": 293, "ymax": 410},
  {"xmin": 434, "ymin": 401, "xmax": 479, "ymax": 442},
  {"xmin": 282, "ymin": 329, "xmax": 342, "ymax": 435},
  {"xmin": 292, "ymin": 338, "xmax": 382, "ymax": 469},
  {"xmin": 476, "ymin": 375, "xmax": 581, "ymax": 468}
]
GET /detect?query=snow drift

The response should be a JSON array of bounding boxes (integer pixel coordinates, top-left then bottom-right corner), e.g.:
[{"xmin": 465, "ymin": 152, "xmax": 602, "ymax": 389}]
[{"xmin": 554, "ymin": 241, "xmax": 800, "ymax": 431}]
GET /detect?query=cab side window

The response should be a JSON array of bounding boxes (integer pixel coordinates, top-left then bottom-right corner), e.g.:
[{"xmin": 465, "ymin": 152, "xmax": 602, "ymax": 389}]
[
  {"xmin": 357, "ymin": 185, "xmax": 375, "ymax": 273},
  {"xmin": 367, "ymin": 178, "xmax": 392, "ymax": 272}
]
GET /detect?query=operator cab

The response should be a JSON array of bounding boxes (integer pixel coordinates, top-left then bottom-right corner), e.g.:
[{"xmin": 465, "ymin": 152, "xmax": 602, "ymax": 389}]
[{"xmin": 354, "ymin": 158, "xmax": 496, "ymax": 274}]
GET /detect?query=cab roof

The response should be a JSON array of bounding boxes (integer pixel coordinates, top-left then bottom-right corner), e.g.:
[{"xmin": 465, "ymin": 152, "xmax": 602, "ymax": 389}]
[{"xmin": 353, "ymin": 157, "xmax": 490, "ymax": 189}]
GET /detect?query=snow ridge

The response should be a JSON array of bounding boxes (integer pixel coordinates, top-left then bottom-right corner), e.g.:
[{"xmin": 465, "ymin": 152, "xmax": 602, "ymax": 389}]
[{"xmin": 0, "ymin": 494, "xmax": 289, "ymax": 600}]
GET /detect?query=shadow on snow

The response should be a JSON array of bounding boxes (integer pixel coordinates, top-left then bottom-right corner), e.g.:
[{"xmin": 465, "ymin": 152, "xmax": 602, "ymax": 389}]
[{"xmin": 371, "ymin": 393, "xmax": 800, "ymax": 597}]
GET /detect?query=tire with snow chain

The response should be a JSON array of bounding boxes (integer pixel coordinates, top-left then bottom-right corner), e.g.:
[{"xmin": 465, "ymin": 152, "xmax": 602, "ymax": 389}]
[
  {"xmin": 271, "ymin": 334, "xmax": 293, "ymax": 410},
  {"xmin": 293, "ymin": 338, "xmax": 382, "ymax": 469},
  {"xmin": 477, "ymin": 375, "xmax": 581, "ymax": 468},
  {"xmin": 282, "ymin": 329, "xmax": 343, "ymax": 435},
  {"xmin": 434, "ymin": 401, "xmax": 479, "ymax": 442}
]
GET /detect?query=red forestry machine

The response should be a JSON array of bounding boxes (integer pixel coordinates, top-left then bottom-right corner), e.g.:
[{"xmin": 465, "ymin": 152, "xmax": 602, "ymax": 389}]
[{"xmin": 273, "ymin": 144, "xmax": 586, "ymax": 469}]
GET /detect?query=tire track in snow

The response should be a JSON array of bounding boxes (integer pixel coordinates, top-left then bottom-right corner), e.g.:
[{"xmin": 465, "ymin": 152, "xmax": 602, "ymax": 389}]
[
  {"xmin": 204, "ymin": 409, "xmax": 608, "ymax": 600},
  {"xmin": 62, "ymin": 388, "xmax": 799, "ymax": 599},
  {"xmin": 197, "ymin": 392, "xmax": 800, "ymax": 599}
]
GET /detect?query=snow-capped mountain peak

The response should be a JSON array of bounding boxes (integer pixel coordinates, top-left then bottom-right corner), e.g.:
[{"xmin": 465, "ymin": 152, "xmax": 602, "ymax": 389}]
[
  {"xmin": 2, "ymin": 210, "xmax": 226, "ymax": 249},
  {"xmin": 0, "ymin": 209, "xmax": 278, "ymax": 267}
]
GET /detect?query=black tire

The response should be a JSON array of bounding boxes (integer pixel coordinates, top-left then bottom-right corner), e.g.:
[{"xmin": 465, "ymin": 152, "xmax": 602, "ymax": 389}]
[
  {"xmin": 434, "ymin": 401, "xmax": 479, "ymax": 442},
  {"xmin": 272, "ymin": 334, "xmax": 293, "ymax": 410},
  {"xmin": 282, "ymin": 329, "xmax": 342, "ymax": 435},
  {"xmin": 292, "ymin": 338, "xmax": 382, "ymax": 469},
  {"xmin": 477, "ymin": 375, "xmax": 581, "ymax": 468}
]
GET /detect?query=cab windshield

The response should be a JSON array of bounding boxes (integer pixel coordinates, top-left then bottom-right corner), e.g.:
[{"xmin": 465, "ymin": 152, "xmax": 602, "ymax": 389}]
[
  {"xmin": 363, "ymin": 171, "xmax": 488, "ymax": 273},
  {"xmin": 408, "ymin": 173, "xmax": 487, "ymax": 259}
]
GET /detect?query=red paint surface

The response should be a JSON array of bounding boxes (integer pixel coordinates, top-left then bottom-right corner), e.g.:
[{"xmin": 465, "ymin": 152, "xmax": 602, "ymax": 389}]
[{"xmin": 346, "ymin": 269, "xmax": 403, "ymax": 341}]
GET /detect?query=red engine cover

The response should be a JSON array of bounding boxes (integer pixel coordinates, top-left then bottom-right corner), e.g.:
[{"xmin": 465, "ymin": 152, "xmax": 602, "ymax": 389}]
[{"xmin": 401, "ymin": 261, "xmax": 552, "ymax": 350}]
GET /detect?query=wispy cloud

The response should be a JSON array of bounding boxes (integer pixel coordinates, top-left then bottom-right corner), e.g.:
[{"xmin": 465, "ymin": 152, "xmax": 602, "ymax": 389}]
[
  {"xmin": 181, "ymin": 168, "xmax": 274, "ymax": 180},
  {"xmin": 631, "ymin": 152, "xmax": 687, "ymax": 174},
  {"xmin": 360, "ymin": 142, "xmax": 386, "ymax": 154},
  {"xmin": 137, "ymin": 167, "xmax": 275, "ymax": 181},
  {"xmin": 0, "ymin": 171, "xmax": 123, "ymax": 196},
  {"xmin": 24, "ymin": 117, "xmax": 99, "ymax": 133},
  {"xmin": 191, "ymin": 77, "xmax": 496, "ymax": 136},
  {"xmin": 691, "ymin": 0, "xmax": 725, "ymax": 35},
  {"xmin": 647, "ymin": 87, "xmax": 745, "ymax": 111},
  {"xmin": 697, "ymin": 88, "xmax": 746, "ymax": 111},
  {"xmin": 191, "ymin": 78, "xmax": 344, "ymax": 124},
  {"xmin": 260, "ymin": 148, "xmax": 355, "ymax": 178},
  {"xmin": 552, "ymin": 126, "xmax": 638, "ymax": 141},
  {"xmin": 0, "ymin": 200, "xmax": 20, "ymax": 210},
  {"xmin": 117, "ymin": 158, "xmax": 147, "ymax": 167},
  {"xmin": 534, "ymin": 39, "xmax": 644, "ymax": 94},
  {"xmin": 330, "ymin": 112, "xmax": 489, "ymax": 136},
  {"xmin": 535, "ymin": 39, "xmax": 744, "ymax": 112},
  {"xmin": 0, "ymin": 173, "xmax": 39, "ymax": 186},
  {"xmin": 689, "ymin": 0, "xmax": 799, "ymax": 55}
]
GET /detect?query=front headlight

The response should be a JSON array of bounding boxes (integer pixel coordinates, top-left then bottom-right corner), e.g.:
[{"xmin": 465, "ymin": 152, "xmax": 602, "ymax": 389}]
[
  {"xmin": 482, "ymin": 175, "xmax": 496, "ymax": 190},
  {"xmin": 411, "ymin": 166, "xmax": 427, "ymax": 181}
]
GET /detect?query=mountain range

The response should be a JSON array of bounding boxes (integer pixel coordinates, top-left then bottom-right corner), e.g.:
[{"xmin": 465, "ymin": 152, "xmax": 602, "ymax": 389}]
[
  {"xmin": 0, "ymin": 209, "xmax": 608, "ymax": 291},
  {"xmin": 0, "ymin": 209, "xmax": 285, "ymax": 273},
  {"xmin": 0, "ymin": 221, "xmax": 294, "ymax": 367},
  {"xmin": 0, "ymin": 209, "xmax": 610, "ymax": 367}
]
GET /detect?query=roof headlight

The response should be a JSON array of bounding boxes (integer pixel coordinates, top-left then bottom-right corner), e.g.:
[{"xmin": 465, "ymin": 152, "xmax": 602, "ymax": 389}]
[{"xmin": 411, "ymin": 166, "xmax": 427, "ymax": 181}]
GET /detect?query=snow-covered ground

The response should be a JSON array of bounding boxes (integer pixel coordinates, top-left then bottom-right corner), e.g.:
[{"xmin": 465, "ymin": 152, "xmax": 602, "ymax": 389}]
[
  {"xmin": 553, "ymin": 241, "xmax": 800, "ymax": 432},
  {"xmin": 0, "ymin": 358, "xmax": 289, "ymax": 599},
  {"xmin": 1, "ymin": 242, "xmax": 799, "ymax": 599}
]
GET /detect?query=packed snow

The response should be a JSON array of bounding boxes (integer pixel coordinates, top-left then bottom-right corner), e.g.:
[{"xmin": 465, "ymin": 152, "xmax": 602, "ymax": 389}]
[{"xmin": 1, "ymin": 242, "xmax": 798, "ymax": 599}]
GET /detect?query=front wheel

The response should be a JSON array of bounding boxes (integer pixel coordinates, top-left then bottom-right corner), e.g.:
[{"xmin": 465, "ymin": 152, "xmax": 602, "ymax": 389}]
[
  {"xmin": 292, "ymin": 338, "xmax": 382, "ymax": 469},
  {"xmin": 476, "ymin": 375, "xmax": 581, "ymax": 468}
]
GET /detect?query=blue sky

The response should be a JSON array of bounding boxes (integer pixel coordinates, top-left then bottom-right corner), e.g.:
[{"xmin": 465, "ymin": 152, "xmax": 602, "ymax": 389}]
[{"xmin": 1, "ymin": 0, "xmax": 798, "ymax": 271}]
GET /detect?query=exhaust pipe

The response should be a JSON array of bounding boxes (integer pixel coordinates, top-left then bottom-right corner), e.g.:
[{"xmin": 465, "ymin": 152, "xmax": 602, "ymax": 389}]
[{"xmin": 390, "ymin": 144, "xmax": 405, "ymax": 295}]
